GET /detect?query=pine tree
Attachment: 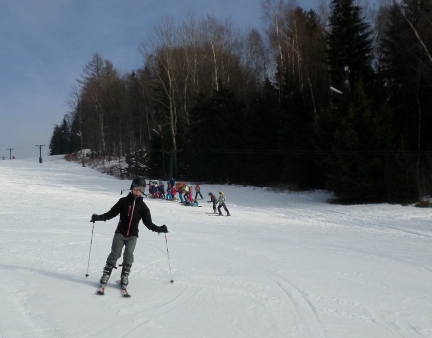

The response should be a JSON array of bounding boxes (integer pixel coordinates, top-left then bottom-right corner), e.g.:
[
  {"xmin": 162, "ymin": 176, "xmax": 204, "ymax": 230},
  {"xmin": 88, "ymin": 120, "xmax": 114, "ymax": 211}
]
[
  {"xmin": 187, "ymin": 86, "xmax": 245, "ymax": 183},
  {"xmin": 125, "ymin": 149, "xmax": 149, "ymax": 178},
  {"xmin": 317, "ymin": 82, "xmax": 395, "ymax": 202},
  {"xmin": 242, "ymin": 80, "xmax": 284, "ymax": 186},
  {"xmin": 316, "ymin": 0, "xmax": 396, "ymax": 202},
  {"xmin": 49, "ymin": 117, "xmax": 75, "ymax": 155},
  {"xmin": 326, "ymin": 0, "xmax": 375, "ymax": 94},
  {"xmin": 377, "ymin": 0, "xmax": 432, "ymax": 200},
  {"xmin": 49, "ymin": 125, "xmax": 63, "ymax": 156}
]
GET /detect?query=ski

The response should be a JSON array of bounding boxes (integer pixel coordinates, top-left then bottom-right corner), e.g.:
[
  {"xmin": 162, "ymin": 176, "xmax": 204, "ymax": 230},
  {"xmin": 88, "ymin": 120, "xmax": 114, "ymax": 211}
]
[
  {"xmin": 97, "ymin": 284, "xmax": 106, "ymax": 295},
  {"xmin": 117, "ymin": 280, "xmax": 131, "ymax": 297}
]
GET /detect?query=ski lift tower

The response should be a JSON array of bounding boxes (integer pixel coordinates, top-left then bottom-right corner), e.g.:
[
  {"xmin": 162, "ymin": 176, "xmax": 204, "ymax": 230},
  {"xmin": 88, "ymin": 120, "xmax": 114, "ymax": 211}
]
[{"xmin": 36, "ymin": 145, "xmax": 45, "ymax": 163}]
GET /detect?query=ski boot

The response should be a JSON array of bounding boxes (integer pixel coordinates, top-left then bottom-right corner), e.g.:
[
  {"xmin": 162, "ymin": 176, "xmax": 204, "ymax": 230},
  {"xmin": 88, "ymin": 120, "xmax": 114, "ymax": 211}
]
[
  {"xmin": 97, "ymin": 264, "xmax": 114, "ymax": 295},
  {"xmin": 100, "ymin": 264, "xmax": 114, "ymax": 284},
  {"xmin": 120, "ymin": 265, "xmax": 131, "ymax": 289}
]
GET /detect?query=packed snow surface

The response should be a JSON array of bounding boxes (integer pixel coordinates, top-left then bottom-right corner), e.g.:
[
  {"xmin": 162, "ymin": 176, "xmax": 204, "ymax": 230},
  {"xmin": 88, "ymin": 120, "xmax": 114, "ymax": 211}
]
[{"xmin": 0, "ymin": 157, "xmax": 431, "ymax": 338}]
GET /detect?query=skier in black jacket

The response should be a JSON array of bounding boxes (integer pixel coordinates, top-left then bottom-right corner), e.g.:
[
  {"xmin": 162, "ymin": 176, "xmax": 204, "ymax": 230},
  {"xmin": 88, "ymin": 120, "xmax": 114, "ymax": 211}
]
[
  {"xmin": 207, "ymin": 192, "xmax": 218, "ymax": 213},
  {"xmin": 91, "ymin": 177, "xmax": 168, "ymax": 291}
]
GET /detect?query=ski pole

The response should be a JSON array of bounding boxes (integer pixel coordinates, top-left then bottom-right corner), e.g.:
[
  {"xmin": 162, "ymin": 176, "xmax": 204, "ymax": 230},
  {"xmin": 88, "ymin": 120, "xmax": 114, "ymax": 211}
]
[
  {"xmin": 165, "ymin": 234, "xmax": 174, "ymax": 284},
  {"xmin": 85, "ymin": 221, "xmax": 95, "ymax": 278}
]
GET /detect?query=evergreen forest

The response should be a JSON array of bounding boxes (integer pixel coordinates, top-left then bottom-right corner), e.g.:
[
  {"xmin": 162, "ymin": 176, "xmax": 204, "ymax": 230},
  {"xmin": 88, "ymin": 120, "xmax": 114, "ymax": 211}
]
[{"xmin": 50, "ymin": 0, "xmax": 432, "ymax": 204}]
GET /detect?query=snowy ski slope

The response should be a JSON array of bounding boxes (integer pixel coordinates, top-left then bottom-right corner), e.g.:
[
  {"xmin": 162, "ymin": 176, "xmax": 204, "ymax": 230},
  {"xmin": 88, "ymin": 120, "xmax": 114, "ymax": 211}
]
[{"xmin": 0, "ymin": 157, "xmax": 431, "ymax": 337}]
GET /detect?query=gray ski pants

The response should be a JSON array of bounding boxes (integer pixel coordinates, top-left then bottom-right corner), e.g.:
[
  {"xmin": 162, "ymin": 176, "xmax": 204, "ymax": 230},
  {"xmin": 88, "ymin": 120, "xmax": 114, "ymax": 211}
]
[{"xmin": 106, "ymin": 233, "xmax": 137, "ymax": 267}]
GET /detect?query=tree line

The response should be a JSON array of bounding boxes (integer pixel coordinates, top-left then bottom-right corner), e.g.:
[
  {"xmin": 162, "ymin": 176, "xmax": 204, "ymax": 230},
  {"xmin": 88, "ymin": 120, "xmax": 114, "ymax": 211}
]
[{"xmin": 50, "ymin": 0, "xmax": 432, "ymax": 204}]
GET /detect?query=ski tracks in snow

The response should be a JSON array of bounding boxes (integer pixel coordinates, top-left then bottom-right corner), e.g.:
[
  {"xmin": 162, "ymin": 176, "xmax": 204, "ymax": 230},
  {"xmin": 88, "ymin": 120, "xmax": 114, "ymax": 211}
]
[
  {"xmin": 0, "ymin": 270, "xmax": 66, "ymax": 338},
  {"xmin": 1, "ymin": 160, "xmax": 432, "ymax": 337},
  {"xmin": 272, "ymin": 278, "xmax": 327, "ymax": 338},
  {"xmin": 268, "ymin": 203, "xmax": 432, "ymax": 240}
]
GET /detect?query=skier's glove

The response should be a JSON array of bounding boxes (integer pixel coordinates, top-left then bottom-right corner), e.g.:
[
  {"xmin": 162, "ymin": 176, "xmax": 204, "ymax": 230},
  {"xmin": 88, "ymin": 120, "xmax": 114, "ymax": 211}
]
[
  {"xmin": 91, "ymin": 214, "xmax": 103, "ymax": 222},
  {"xmin": 158, "ymin": 225, "xmax": 168, "ymax": 233}
]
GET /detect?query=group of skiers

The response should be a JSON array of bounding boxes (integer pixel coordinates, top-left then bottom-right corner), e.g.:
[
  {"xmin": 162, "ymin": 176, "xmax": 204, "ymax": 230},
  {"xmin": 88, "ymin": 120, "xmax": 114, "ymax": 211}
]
[
  {"xmin": 137, "ymin": 178, "xmax": 231, "ymax": 215},
  {"xmin": 146, "ymin": 179, "xmax": 204, "ymax": 207},
  {"xmin": 149, "ymin": 179, "xmax": 230, "ymax": 216},
  {"xmin": 90, "ymin": 177, "xmax": 230, "ymax": 295},
  {"xmin": 207, "ymin": 191, "xmax": 230, "ymax": 216}
]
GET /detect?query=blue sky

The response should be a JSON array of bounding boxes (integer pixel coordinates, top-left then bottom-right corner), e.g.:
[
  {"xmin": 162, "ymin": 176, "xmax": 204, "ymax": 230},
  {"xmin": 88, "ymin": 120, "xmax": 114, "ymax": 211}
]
[{"xmin": 0, "ymin": 0, "xmax": 316, "ymax": 160}]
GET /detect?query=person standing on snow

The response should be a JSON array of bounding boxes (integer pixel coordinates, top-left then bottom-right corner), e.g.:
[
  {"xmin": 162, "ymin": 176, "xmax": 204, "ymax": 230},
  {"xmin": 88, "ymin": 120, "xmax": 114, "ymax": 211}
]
[
  {"xmin": 166, "ymin": 184, "xmax": 173, "ymax": 200},
  {"xmin": 195, "ymin": 184, "xmax": 204, "ymax": 200},
  {"xmin": 172, "ymin": 185, "xmax": 178, "ymax": 201},
  {"xmin": 186, "ymin": 185, "xmax": 193, "ymax": 203},
  {"xmin": 217, "ymin": 191, "xmax": 231, "ymax": 216},
  {"xmin": 207, "ymin": 192, "xmax": 218, "ymax": 213},
  {"xmin": 183, "ymin": 184, "xmax": 190, "ymax": 200},
  {"xmin": 90, "ymin": 177, "xmax": 168, "ymax": 291},
  {"xmin": 168, "ymin": 177, "xmax": 175, "ymax": 189},
  {"xmin": 158, "ymin": 181, "xmax": 165, "ymax": 199}
]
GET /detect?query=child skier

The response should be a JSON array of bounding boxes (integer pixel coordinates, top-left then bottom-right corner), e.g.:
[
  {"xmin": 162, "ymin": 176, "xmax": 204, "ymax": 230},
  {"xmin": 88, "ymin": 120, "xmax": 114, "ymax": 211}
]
[
  {"xmin": 186, "ymin": 185, "xmax": 193, "ymax": 203},
  {"xmin": 166, "ymin": 184, "xmax": 173, "ymax": 200},
  {"xmin": 179, "ymin": 187, "xmax": 184, "ymax": 203},
  {"xmin": 90, "ymin": 177, "xmax": 168, "ymax": 295},
  {"xmin": 195, "ymin": 184, "xmax": 204, "ymax": 199},
  {"xmin": 159, "ymin": 181, "xmax": 165, "ymax": 199},
  {"xmin": 184, "ymin": 197, "xmax": 199, "ymax": 207},
  {"xmin": 207, "ymin": 192, "xmax": 218, "ymax": 213},
  {"xmin": 190, "ymin": 198, "xmax": 199, "ymax": 207},
  {"xmin": 172, "ymin": 186, "xmax": 178, "ymax": 201},
  {"xmin": 217, "ymin": 191, "xmax": 231, "ymax": 216}
]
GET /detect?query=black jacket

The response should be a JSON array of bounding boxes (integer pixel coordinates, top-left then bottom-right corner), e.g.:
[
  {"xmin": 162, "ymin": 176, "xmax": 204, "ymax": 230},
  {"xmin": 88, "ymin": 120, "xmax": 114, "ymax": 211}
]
[
  {"xmin": 100, "ymin": 193, "xmax": 160, "ymax": 237},
  {"xmin": 208, "ymin": 194, "xmax": 217, "ymax": 203}
]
